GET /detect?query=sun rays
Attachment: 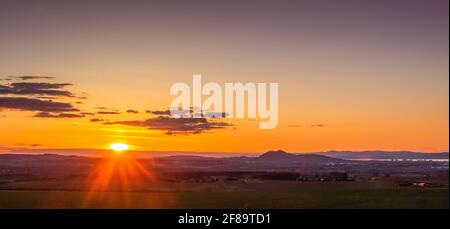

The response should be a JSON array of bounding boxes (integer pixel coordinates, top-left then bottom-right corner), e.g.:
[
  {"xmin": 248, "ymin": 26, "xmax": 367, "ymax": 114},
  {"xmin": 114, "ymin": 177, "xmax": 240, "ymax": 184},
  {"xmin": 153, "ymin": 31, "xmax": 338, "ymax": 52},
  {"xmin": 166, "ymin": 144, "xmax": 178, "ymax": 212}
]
[{"xmin": 81, "ymin": 146, "xmax": 165, "ymax": 208}]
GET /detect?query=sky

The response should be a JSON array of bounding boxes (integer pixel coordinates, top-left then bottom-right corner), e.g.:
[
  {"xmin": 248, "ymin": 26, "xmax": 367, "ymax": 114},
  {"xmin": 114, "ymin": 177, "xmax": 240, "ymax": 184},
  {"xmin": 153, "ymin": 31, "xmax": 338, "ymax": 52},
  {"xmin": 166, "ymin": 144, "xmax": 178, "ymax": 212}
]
[{"xmin": 0, "ymin": 0, "xmax": 448, "ymax": 154}]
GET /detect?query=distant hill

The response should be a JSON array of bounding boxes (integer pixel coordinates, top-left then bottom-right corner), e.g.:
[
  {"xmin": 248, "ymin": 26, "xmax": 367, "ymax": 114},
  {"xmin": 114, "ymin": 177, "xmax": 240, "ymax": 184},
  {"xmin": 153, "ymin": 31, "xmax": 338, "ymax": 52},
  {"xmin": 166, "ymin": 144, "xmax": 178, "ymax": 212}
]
[
  {"xmin": 3, "ymin": 148, "xmax": 448, "ymax": 160},
  {"xmin": 259, "ymin": 150, "xmax": 297, "ymax": 160},
  {"xmin": 317, "ymin": 151, "xmax": 449, "ymax": 160},
  {"xmin": 0, "ymin": 151, "xmax": 448, "ymax": 176},
  {"xmin": 258, "ymin": 150, "xmax": 345, "ymax": 164}
]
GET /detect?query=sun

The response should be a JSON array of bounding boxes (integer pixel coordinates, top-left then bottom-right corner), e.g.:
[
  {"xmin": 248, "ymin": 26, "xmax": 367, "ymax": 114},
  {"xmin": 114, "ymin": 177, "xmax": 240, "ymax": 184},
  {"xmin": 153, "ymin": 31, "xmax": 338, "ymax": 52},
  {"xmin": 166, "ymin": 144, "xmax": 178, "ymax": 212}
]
[{"xmin": 110, "ymin": 143, "xmax": 129, "ymax": 152}]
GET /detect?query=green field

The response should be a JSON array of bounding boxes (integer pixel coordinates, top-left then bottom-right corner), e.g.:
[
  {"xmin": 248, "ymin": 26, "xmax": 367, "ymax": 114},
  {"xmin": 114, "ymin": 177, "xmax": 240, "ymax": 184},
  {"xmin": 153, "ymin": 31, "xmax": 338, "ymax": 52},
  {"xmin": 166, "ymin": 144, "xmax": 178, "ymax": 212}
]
[{"xmin": 0, "ymin": 185, "xmax": 447, "ymax": 209}]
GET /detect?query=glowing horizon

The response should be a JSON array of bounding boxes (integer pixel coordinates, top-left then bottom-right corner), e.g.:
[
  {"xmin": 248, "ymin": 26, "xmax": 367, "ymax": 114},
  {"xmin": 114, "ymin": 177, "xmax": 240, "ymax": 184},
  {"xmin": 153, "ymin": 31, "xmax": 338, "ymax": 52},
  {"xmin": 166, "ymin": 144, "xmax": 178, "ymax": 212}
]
[{"xmin": 0, "ymin": 1, "xmax": 448, "ymax": 153}]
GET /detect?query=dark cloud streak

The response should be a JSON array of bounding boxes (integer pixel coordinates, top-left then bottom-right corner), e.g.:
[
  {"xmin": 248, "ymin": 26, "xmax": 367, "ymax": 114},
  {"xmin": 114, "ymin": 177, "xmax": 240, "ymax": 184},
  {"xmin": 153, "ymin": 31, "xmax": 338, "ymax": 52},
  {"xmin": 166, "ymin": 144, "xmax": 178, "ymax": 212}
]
[
  {"xmin": 126, "ymin": 109, "xmax": 139, "ymax": 114},
  {"xmin": 97, "ymin": 111, "xmax": 120, "ymax": 115},
  {"xmin": 0, "ymin": 82, "xmax": 74, "ymax": 97},
  {"xmin": 34, "ymin": 112, "xmax": 85, "ymax": 118},
  {"xmin": 10, "ymin": 76, "xmax": 55, "ymax": 81},
  {"xmin": 90, "ymin": 118, "xmax": 105, "ymax": 122},
  {"xmin": 103, "ymin": 116, "xmax": 232, "ymax": 135},
  {"xmin": 0, "ymin": 97, "xmax": 78, "ymax": 112}
]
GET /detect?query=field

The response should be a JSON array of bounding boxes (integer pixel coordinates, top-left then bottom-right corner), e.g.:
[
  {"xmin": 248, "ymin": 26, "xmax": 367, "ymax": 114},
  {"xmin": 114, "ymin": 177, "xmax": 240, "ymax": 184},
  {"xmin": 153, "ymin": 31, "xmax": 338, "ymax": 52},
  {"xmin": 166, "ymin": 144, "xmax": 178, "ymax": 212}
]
[
  {"xmin": 1, "ymin": 152, "xmax": 448, "ymax": 209},
  {"xmin": 0, "ymin": 180, "xmax": 447, "ymax": 209}
]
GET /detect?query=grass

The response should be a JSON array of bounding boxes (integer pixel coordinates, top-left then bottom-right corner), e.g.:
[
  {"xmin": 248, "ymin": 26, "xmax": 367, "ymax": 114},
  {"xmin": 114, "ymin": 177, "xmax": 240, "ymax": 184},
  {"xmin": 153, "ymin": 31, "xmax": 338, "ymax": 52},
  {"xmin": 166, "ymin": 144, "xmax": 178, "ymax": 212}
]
[{"xmin": 0, "ymin": 188, "xmax": 447, "ymax": 209}]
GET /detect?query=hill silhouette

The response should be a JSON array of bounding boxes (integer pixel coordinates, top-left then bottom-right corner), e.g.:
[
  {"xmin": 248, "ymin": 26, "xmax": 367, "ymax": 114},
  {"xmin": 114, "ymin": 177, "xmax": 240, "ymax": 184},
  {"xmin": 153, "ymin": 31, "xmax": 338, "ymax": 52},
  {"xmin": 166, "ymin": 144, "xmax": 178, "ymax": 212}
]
[{"xmin": 258, "ymin": 150, "xmax": 345, "ymax": 164}]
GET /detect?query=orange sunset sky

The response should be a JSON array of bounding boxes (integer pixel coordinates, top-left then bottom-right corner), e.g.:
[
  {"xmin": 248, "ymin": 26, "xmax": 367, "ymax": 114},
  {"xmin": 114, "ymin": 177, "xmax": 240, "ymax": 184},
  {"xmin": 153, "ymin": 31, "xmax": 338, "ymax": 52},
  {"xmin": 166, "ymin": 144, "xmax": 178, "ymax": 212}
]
[{"xmin": 0, "ymin": 0, "xmax": 448, "ymax": 154}]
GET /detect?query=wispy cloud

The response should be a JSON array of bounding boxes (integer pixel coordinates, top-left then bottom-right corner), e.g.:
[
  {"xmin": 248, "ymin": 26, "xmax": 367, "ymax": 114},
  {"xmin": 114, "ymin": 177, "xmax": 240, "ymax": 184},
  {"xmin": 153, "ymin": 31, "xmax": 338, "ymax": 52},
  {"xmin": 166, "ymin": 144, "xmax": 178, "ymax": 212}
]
[
  {"xmin": 146, "ymin": 110, "xmax": 171, "ymax": 115},
  {"xmin": 147, "ymin": 109, "xmax": 229, "ymax": 118},
  {"xmin": 0, "ymin": 82, "xmax": 74, "ymax": 97},
  {"xmin": 0, "ymin": 77, "xmax": 89, "ymax": 117},
  {"xmin": 90, "ymin": 118, "xmax": 106, "ymax": 122},
  {"xmin": 34, "ymin": 112, "xmax": 85, "ymax": 118},
  {"xmin": 80, "ymin": 112, "xmax": 95, "ymax": 116},
  {"xmin": 97, "ymin": 111, "xmax": 121, "ymax": 115},
  {"xmin": 5, "ymin": 76, "xmax": 56, "ymax": 81},
  {"xmin": 103, "ymin": 116, "xmax": 232, "ymax": 135},
  {"xmin": 126, "ymin": 109, "xmax": 139, "ymax": 114},
  {"xmin": 0, "ymin": 97, "xmax": 78, "ymax": 112}
]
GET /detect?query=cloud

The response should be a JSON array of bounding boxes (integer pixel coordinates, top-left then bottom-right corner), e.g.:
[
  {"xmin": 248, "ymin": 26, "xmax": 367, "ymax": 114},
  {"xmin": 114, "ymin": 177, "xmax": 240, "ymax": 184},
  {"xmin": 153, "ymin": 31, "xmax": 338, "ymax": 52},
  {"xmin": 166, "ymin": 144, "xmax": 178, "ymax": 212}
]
[
  {"xmin": 33, "ymin": 112, "xmax": 85, "ymax": 118},
  {"xmin": 97, "ymin": 111, "xmax": 121, "ymax": 115},
  {"xmin": 126, "ymin": 109, "xmax": 139, "ymax": 114},
  {"xmin": 311, "ymin": 124, "xmax": 327, "ymax": 127},
  {"xmin": 148, "ymin": 109, "xmax": 229, "ymax": 118},
  {"xmin": 147, "ymin": 110, "xmax": 171, "ymax": 115},
  {"xmin": 0, "ymin": 77, "xmax": 91, "ymax": 120},
  {"xmin": 10, "ymin": 76, "xmax": 56, "ymax": 81},
  {"xmin": 0, "ymin": 77, "xmax": 91, "ymax": 117},
  {"xmin": 203, "ymin": 111, "xmax": 229, "ymax": 118},
  {"xmin": 90, "ymin": 118, "xmax": 105, "ymax": 122},
  {"xmin": 103, "ymin": 116, "xmax": 232, "ymax": 135},
  {"xmin": 35, "ymin": 96, "xmax": 58, "ymax": 100},
  {"xmin": 80, "ymin": 112, "xmax": 95, "ymax": 116},
  {"xmin": 29, "ymin": 143, "xmax": 42, "ymax": 147},
  {"xmin": 0, "ymin": 97, "xmax": 78, "ymax": 112},
  {"xmin": 0, "ymin": 82, "xmax": 74, "ymax": 97}
]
